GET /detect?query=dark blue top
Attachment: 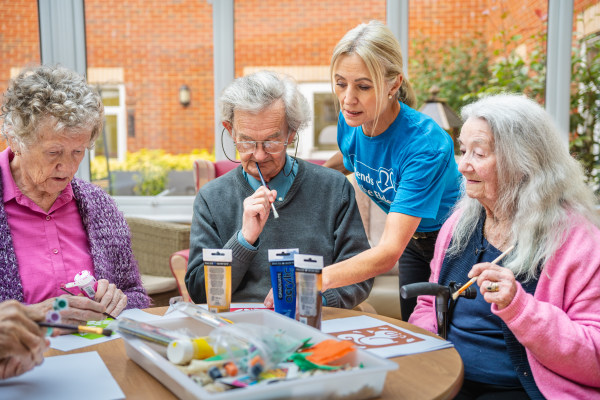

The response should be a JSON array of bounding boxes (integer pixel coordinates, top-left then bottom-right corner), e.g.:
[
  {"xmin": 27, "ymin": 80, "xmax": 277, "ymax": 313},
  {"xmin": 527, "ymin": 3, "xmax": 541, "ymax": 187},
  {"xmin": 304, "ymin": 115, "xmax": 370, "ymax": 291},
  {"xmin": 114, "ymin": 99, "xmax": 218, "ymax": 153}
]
[{"xmin": 447, "ymin": 238, "xmax": 521, "ymax": 386}]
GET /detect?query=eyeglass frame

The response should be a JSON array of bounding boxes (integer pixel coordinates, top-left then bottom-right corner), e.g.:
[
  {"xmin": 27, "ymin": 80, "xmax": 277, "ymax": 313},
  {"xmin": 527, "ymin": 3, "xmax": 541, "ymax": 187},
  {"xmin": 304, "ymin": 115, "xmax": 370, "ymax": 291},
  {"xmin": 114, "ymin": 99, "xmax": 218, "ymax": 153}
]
[{"xmin": 232, "ymin": 130, "xmax": 292, "ymax": 155}]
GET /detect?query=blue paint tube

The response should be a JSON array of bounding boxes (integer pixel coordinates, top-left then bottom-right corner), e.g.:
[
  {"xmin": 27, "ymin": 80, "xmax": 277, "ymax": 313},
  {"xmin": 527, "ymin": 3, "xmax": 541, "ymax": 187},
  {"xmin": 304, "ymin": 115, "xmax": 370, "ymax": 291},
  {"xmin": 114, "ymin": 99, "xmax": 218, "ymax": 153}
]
[{"xmin": 268, "ymin": 248, "xmax": 298, "ymax": 318}]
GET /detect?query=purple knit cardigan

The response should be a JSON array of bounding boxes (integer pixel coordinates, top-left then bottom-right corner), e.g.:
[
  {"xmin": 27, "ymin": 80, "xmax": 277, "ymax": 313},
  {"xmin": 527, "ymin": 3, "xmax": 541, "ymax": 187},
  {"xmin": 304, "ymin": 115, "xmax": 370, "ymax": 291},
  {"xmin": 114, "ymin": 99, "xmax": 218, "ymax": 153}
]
[{"xmin": 0, "ymin": 175, "xmax": 150, "ymax": 309}]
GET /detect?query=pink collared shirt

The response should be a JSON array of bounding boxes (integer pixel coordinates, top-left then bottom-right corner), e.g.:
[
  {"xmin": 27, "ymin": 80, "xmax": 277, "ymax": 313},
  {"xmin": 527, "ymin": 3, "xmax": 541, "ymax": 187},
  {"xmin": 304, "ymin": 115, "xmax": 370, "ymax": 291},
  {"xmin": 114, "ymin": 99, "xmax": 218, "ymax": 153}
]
[{"xmin": 1, "ymin": 148, "xmax": 94, "ymax": 304}]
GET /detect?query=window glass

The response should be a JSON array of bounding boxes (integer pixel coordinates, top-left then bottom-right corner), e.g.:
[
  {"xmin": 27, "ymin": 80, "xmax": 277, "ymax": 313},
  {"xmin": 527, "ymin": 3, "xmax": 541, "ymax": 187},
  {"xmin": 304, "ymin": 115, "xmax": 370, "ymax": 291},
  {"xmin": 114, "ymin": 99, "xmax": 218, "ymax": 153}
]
[
  {"xmin": 84, "ymin": 2, "xmax": 214, "ymax": 196},
  {"xmin": 100, "ymin": 88, "xmax": 120, "ymax": 107},
  {"xmin": 95, "ymin": 115, "xmax": 118, "ymax": 159},
  {"xmin": 313, "ymin": 92, "xmax": 338, "ymax": 151}
]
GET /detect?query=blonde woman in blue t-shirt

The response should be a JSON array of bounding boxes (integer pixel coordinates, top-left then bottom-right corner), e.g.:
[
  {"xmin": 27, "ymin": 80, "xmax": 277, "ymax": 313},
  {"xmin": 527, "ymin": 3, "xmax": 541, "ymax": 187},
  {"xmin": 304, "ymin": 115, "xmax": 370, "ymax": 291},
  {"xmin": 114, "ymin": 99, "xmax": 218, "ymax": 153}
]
[{"xmin": 322, "ymin": 20, "xmax": 461, "ymax": 321}]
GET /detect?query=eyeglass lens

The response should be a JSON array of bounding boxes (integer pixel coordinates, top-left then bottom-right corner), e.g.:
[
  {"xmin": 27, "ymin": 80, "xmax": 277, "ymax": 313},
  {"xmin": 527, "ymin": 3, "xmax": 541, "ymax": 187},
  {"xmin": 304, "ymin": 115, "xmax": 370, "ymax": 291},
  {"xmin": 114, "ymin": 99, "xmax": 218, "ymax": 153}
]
[{"xmin": 235, "ymin": 141, "xmax": 287, "ymax": 154}]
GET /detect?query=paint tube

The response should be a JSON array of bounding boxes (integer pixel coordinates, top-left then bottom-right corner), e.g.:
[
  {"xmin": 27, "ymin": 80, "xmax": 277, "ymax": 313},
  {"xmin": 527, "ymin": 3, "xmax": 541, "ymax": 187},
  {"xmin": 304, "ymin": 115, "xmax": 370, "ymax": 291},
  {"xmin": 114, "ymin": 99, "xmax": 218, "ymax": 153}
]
[
  {"xmin": 204, "ymin": 249, "xmax": 232, "ymax": 313},
  {"xmin": 268, "ymin": 248, "xmax": 298, "ymax": 318},
  {"xmin": 294, "ymin": 254, "xmax": 323, "ymax": 329}
]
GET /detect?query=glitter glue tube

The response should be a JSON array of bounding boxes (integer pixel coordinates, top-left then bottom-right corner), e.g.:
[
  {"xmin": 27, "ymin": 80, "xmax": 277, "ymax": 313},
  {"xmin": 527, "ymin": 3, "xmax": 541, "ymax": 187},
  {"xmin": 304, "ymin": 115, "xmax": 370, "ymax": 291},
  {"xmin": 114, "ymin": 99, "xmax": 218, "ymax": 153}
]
[
  {"xmin": 203, "ymin": 249, "xmax": 232, "ymax": 313},
  {"xmin": 294, "ymin": 254, "xmax": 324, "ymax": 329},
  {"xmin": 65, "ymin": 270, "xmax": 98, "ymax": 299},
  {"xmin": 167, "ymin": 337, "xmax": 216, "ymax": 365},
  {"xmin": 268, "ymin": 248, "xmax": 298, "ymax": 318}
]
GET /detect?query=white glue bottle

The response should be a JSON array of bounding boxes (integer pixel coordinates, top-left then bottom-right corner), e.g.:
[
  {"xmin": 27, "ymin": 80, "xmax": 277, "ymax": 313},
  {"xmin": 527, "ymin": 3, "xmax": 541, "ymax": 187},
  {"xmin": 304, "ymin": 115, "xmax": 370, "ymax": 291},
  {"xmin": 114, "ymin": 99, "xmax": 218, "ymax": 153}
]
[{"xmin": 66, "ymin": 270, "xmax": 98, "ymax": 299}]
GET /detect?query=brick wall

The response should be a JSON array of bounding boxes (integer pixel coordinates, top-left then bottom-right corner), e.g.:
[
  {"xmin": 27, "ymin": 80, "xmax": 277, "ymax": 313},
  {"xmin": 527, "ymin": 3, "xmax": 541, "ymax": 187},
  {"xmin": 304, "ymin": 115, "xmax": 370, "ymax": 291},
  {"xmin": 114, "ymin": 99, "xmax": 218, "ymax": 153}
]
[
  {"xmin": 1, "ymin": 0, "xmax": 599, "ymax": 154},
  {"xmin": 85, "ymin": 0, "xmax": 213, "ymax": 155},
  {"xmin": 0, "ymin": 0, "xmax": 40, "ymax": 128}
]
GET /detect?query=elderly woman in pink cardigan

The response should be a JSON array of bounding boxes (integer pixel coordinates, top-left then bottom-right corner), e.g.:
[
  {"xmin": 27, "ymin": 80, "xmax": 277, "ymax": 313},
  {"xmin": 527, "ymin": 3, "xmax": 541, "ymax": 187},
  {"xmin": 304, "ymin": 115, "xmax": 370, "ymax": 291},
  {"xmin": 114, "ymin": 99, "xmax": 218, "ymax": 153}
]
[
  {"xmin": 0, "ymin": 66, "xmax": 149, "ymax": 330},
  {"xmin": 410, "ymin": 94, "xmax": 600, "ymax": 399}
]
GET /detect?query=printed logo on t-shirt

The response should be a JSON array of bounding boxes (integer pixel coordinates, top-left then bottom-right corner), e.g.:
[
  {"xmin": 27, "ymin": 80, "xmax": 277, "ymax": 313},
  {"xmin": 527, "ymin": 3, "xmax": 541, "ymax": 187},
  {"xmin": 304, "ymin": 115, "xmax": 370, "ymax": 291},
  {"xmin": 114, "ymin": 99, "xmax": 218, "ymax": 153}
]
[
  {"xmin": 354, "ymin": 161, "xmax": 395, "ymax": 206},
  {"xmin": 377, "ymin": 168, "xmax": 395, "ymax": 193}
]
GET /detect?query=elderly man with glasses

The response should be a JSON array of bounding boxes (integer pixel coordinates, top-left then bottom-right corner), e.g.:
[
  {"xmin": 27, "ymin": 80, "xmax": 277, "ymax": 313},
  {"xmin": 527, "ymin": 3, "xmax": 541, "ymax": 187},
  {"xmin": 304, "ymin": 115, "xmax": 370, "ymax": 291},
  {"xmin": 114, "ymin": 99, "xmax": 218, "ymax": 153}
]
[{"xmin": 185, "ymin": 70, "xmax": 373, "ymax": 308}]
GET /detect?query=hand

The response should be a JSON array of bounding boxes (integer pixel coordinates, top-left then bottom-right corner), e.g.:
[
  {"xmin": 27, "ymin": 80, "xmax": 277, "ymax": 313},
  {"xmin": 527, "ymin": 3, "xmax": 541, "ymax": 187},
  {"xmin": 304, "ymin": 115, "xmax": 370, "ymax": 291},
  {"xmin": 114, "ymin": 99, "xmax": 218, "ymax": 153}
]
[
  {"xmin": 0, "ymin": 300, "xmax": 49, "ymax": 379},
  {"xmin": 95, "ymin": 279, "xmax": 127, "ymax": 317},
  {"xmin": 241, "ymin": 186, "xmax": 277, "ymax": 244},
  {"xmin": 29, "ymin": 295, "xmax": 106, "ymax": 329},
  {"xmin": 469, "ymin": 262, "xmax": 518, "ymax": 310},
  {"xmin": 263, "ymin": 289, "xmax": 274, "ymax": 308}
]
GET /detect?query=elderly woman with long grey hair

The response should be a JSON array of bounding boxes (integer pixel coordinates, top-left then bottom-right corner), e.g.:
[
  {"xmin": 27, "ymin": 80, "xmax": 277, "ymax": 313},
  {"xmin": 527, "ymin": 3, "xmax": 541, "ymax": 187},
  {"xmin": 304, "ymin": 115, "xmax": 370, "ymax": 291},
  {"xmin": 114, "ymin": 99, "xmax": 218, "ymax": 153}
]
[
  {"xmin": 410, "ymin": 94, "xmax": 600, "ymax": 399},
  {"xmin": 0, "ymin": 65, "xmax": 149, "ymax": 329}
]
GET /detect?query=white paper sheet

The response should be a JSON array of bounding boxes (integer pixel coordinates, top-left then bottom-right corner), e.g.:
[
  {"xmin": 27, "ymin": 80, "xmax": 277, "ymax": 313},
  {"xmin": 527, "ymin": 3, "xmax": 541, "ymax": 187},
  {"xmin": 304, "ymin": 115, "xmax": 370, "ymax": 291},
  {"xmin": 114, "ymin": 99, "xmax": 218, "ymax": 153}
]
[
  {"xmin": 0, "ymin": 351, "xmax": 124, "ymax": 400},
  {"xmin": 321, "ymin": 315, "xmax": 453, "ymax": 358}
]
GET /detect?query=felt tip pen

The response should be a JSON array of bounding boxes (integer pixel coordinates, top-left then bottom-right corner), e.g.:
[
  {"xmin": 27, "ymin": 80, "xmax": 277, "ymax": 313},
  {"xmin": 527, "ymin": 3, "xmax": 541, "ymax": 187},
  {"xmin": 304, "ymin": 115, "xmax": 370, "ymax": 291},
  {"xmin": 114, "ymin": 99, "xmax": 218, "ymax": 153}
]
[
  {"xmin": 59, "ymin": 286, "xmax": 118, "ymax": 320},
  {"xmin": 255, "ymin": 162, "xmax": 279, "ymax": 219},
  {"xmin": 38, "ymin": 322, "xmax": 113, "ymax": 337}
]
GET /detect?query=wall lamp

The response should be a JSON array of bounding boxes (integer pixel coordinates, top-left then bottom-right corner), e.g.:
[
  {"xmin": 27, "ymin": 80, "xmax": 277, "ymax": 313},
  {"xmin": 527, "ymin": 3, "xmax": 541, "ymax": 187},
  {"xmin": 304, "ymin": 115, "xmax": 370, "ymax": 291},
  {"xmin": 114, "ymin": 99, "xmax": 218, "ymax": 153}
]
[{"xmin": 179, "ymin": 84, "xmax": 191, "ymax": 107}]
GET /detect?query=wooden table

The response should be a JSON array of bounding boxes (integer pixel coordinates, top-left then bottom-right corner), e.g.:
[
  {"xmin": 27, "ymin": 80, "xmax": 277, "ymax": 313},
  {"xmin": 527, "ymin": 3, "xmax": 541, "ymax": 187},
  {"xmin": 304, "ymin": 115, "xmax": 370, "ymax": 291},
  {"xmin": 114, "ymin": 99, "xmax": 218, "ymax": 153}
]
[{"xmin": 45, "ymin": 307, "xmax": 463, "ymax": 400}]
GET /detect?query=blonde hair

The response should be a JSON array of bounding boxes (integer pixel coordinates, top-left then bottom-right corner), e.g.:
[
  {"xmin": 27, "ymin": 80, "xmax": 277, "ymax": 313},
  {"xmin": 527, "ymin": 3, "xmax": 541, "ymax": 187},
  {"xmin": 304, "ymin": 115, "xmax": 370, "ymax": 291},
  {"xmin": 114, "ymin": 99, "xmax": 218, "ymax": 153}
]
[{"xmin": 330, "ymin": 20, "xmax": 417, "ymax": 126}]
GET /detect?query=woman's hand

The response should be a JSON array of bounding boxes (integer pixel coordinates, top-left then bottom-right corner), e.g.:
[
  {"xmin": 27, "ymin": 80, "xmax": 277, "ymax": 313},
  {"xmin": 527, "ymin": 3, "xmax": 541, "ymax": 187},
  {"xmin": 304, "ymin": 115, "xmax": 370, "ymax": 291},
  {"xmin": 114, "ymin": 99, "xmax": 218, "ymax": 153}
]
[
  {"xmin": 241, "ymin": 186, "xmax": 277, "ymax": 245},
  {"xmin": 469, "ymin": 263, "xmax": 518, "ymax": 310},
  {"xmin": 29, "ymin": 295, "xmax": 106, "ymax": 328},
  {"xmin": 0, "ymin": 300, "xmax": 49, "ymax": 379},
  {"xmin": 263, "ymin": 289, "xmax": 274, "ymax": 308},
  {"xmin": 95, "ymin": 279, "xmax": 127, "ymax": 317}
]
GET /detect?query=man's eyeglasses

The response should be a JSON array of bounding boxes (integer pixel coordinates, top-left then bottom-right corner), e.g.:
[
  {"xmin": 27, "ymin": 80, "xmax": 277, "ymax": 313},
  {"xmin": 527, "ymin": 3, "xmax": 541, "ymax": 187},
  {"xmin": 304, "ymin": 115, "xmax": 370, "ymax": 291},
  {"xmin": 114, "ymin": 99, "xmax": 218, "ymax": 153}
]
[{"xmin": 234, "ymin": 140, "xmax": 288, "ymax": 154}]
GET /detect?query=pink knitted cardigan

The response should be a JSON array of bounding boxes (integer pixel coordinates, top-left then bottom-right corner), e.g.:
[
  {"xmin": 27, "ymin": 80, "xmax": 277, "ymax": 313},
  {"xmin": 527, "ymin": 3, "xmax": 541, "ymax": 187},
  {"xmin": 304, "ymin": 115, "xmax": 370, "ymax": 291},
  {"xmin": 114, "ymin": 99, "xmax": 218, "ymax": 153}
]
[{"xmin": 410, "ymin": 211, "xmax": 600, "ymax": 399}]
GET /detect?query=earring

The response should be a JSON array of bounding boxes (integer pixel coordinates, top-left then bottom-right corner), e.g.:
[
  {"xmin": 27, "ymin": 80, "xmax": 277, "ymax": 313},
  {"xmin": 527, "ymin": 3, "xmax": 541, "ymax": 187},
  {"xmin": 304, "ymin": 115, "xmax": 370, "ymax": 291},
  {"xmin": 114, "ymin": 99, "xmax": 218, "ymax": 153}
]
[{"xmin": 388, "ymin": 94, "xmax": 393, "ymax": 100}]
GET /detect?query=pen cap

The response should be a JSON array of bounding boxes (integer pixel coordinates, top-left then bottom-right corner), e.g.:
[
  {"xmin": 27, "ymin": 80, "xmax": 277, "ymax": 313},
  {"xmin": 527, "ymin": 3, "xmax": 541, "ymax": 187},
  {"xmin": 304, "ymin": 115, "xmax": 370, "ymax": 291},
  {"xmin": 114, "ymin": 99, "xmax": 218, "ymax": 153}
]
[{"xmin": 167, "ymin": 337, "xmax": 215, "ymax": 365}]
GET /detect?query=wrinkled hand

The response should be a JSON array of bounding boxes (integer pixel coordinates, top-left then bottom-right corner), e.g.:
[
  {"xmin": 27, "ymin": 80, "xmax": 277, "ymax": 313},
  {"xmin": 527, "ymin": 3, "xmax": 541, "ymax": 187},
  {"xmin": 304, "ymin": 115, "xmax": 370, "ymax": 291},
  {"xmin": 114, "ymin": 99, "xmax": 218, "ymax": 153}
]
[
  {"xmin": 29, "ymin": 295, "xmax": 106, "ymax": 329},
  {"xmin": 469, "ymin": 262, "xmax": 518, "ymax": 310},
  {"xmin": 241, "ymin": 186, "xmax": 277, "ymax": 245},
  {"xmin": 95, "ymin": 279, "xmax": 127, "ymax": 317},
  {"xmin": 263, "ymin": 289, "xmax": 274, "ymax": 308},
  {"xmin": 0, "ymin": 300, "xmax": 49, "ymax": 379}
]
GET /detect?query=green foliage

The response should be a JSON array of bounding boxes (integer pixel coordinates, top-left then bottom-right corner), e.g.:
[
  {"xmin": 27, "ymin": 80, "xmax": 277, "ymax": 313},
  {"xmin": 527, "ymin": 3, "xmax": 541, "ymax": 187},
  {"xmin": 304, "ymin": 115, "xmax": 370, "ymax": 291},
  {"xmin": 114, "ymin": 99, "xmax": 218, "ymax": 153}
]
[
  {"xmin": 410, "ymin": 35, "xmax": 491, "ymax": 113},
  {"xmin": 410, "ymin": 21, "xmax": 600, "ymax": 192},
  {"xmin": 569, "ymin": 39, "xmax": 600, "ymax": 189},
  {"xmin": 91, "ymin": 149, "xmax": 214, "ymax": 195}
]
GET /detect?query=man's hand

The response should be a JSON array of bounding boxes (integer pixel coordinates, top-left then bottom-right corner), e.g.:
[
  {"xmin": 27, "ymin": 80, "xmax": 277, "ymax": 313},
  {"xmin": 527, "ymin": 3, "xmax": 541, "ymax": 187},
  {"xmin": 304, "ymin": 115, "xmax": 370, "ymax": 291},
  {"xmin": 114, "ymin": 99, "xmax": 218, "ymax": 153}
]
[{"xmin": 241, "ymin": 186, "xmax": 277, "ymax": 245}]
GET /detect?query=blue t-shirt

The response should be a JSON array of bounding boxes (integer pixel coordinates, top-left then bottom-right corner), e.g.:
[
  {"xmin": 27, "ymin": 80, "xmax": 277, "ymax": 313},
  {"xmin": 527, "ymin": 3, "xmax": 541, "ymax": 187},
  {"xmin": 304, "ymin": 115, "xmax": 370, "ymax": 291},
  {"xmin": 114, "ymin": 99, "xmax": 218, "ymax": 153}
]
[{"xmin": 337, "ymin": 103, "xmax": 461, "ymax": 232}]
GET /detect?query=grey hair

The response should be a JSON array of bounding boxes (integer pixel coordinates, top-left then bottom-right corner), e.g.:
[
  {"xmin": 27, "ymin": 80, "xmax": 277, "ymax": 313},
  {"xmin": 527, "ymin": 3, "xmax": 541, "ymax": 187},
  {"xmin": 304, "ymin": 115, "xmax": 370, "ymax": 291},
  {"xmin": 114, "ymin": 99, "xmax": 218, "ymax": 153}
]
[
  {"xmin": 219, "ymin": 70, "xmax": 310, "ymax": 134},
  {"xmin": 1, "ymin": 65, "xmax": 104, "ymax": 150},
  {"xmin": 448, "ymin": 94, "xmax": 600, "ymax": 281}
]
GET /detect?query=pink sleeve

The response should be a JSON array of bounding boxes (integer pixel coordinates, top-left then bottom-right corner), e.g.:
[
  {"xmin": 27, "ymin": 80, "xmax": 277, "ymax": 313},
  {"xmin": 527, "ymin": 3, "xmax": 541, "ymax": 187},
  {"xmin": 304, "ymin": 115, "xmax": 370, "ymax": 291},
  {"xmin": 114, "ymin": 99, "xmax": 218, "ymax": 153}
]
[
  {"xmin": 408, "ymin": 212, "xmax": 459, "ymax": 333},
  {"xmin": 493, "ymin": 222, "xmax": 600, "ymax": 387}
]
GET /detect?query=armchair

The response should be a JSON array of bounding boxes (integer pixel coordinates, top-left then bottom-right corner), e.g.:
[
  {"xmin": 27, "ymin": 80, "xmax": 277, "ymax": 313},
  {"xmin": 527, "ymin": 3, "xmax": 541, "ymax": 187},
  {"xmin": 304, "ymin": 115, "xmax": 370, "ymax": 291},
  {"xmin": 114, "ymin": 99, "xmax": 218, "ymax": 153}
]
[{"xmin": 126, "ymin": 217, "xmax": 190, "ymax": 306}]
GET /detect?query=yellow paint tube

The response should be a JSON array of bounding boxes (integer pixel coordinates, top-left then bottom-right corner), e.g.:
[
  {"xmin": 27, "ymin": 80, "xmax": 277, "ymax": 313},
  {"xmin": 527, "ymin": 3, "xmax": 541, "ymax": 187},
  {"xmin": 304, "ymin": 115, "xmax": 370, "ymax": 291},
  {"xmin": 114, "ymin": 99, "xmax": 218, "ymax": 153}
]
[{"xmin": 203, "ymin": 249, "xmax": 232, "ymax": 313}]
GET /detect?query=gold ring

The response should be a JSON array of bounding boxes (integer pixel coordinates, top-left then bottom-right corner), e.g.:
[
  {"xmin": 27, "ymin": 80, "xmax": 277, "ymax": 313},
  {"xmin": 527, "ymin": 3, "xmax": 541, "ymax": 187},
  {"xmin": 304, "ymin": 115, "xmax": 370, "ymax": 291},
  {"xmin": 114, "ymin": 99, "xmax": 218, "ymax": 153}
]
[{"xmin": 486, "ymin": 282, "xmax": 499, "ymax": 292}]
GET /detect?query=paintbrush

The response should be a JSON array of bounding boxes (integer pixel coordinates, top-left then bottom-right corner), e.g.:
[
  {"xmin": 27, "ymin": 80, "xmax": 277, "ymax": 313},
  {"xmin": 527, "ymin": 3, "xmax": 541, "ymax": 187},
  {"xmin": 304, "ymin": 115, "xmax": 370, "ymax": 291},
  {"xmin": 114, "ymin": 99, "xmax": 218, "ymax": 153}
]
[
  {"xmin": 255, "ymin": 162, "xmax": 279, "ymax": 219},
  {"xmin": 38, "ymin": 321, "xmax": 113, "ymax": 337},
  {"xmin": 451, "ymin": 244, "xmax": 515, "ymax": 300},
  {"xmin": 60, "ymin": 286, "xmax": 118, "ymax": 320}
]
